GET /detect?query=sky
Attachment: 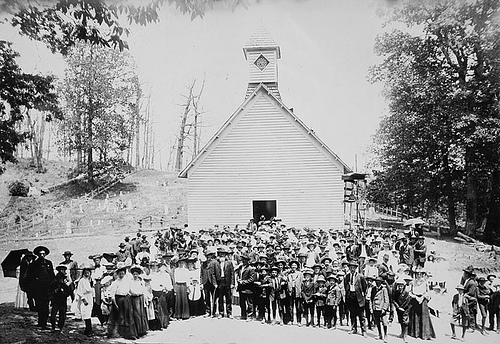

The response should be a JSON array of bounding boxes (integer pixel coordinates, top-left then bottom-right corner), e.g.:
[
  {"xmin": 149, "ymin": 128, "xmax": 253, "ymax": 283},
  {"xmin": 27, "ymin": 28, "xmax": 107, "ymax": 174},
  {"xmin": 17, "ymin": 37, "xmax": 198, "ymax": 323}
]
[{"xmin": 1, "ymin": 0, "xmax": 393, "ymax": 172}]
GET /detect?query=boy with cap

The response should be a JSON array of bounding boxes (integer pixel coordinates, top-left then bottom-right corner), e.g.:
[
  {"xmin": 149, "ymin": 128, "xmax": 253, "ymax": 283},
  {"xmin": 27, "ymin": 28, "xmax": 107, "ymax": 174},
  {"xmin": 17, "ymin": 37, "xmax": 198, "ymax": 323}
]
[
  {"xmin": 301, "ymin": 268, "xmax": 315, "ymax": 326},
  {"xmin": 314, "ymin": 275, "xmax": 328, "ymax": 327},
  {"xmin": 371, "ymin": 276, "xmax": 390, "ymax": 343},
  {"xmin": 325, "ymin": 274, "xmax": 341, "ymax": 329},
  {"xmin": 451, "ymin": 284, "xmax": 468, "ymax": 340},
  {"xmin": 477, "ymin": 276, "xmax": 491, "ymax": 334},
  {"xmin": 49, "ymin": 265, "xmax": 72, "ymax": 332}
]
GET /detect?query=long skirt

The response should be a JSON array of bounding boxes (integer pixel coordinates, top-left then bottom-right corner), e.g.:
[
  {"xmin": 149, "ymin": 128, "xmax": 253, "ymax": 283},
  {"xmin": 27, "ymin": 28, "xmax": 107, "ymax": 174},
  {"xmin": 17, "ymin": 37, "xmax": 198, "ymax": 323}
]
[
  {"xmin": 152, "ymin": 290, "xmax": 170, "ymax": 328},
  {"xmin": 188, "ymin": 298, "xmax": 206, "ymax": 317},
  {"xmin": 130, "ymin": 295, "xmax": 149, "ymax": 337},
  {"xmin": 15, "ymin": 283, "xmax": 28, "ymax": 309},
  {"xmin": 174, "ymin": 283, "xmax": 190, "ymax": 319},
  {"xmin": 107, "ymin": 295, "xmax": 138, "ymax": 340},
  {"xmin": 408, "ymin": 298, "xmax": 436, "ymax": 340}
]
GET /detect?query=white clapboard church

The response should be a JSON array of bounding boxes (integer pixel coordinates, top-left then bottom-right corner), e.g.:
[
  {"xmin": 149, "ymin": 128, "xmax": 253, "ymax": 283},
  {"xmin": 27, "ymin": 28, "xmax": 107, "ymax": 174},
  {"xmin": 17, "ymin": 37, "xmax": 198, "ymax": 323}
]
[{"xmin": 179, "ymin": 29, "xmax": 351, "ymax": 229}]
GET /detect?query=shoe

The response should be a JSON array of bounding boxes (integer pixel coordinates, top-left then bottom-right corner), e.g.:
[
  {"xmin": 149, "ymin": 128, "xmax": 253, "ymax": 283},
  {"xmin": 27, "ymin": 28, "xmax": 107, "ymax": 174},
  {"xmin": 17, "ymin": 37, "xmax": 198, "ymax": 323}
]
[
  {"xmin": 349, "ymin": 330, "xmax": 357, "ymax": 335},
  {"xmin": 227, "ymin": 315, "xmax": 233, "ymax": 319},
  {"xmin": 217, "ymin": 314, "xmax": 222, "ymax": 319},
  {"xmin": 362, "ymin": 332, "xmax": 367, "ymax": 337}
]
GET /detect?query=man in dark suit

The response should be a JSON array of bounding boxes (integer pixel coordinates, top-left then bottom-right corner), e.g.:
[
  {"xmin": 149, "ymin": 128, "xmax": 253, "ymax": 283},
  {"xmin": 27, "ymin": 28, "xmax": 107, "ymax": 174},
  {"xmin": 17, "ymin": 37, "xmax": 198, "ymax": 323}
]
[
  {"xmin": 205, "ymin": 248, "xmax": 220, "ymax": 317},
  {"xmin": 344, "ymin": 260, "xmax": 367, "ymax": 337},
  {"xmin": 237, "ymin": 254, "xmax": 256, "ymax": 320},
  {"xmin": 27, "ymin": 246, "xmax": 55, "ymax": 330},
  {"xmin": 462, "ymin": 266, "xmax": 478, "ymax": 331},
  {"xmin": 216, "ymin": 247, "xmax": 235, "ymax": 318}
]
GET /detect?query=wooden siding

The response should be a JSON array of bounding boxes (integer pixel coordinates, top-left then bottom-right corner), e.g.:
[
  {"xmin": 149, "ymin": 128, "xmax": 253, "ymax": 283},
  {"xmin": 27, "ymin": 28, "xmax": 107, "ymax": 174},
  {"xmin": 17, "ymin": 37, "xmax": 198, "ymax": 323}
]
[
  {"xmin": 247, "ymin": 50, "xmax": 278, "ymax": 84},
  {"xmin": 187, "ymin": 90, "xmax": 344, "ymax": 230}
]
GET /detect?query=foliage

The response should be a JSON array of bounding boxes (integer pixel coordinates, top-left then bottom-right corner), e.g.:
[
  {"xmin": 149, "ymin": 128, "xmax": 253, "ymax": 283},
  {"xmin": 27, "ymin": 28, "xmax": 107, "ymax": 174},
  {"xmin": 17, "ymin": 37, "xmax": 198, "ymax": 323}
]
[
  {"xmin": 8, "ymin": 0, "xmax": 247, "ymax": 55},
  {"xmin": 369, "ymin": 0, "xmax": 500, "ymax": 236},
  {"xmin": 0, "ymin": 40, "xmax": 60, "ymax": 174},
  {"xmin": 57, "ymin": 42, "xmax": 141, "ymax": 181},
  {"xmin": 8, "ymin": 180, "xmax": 29, "ymax": 196}
]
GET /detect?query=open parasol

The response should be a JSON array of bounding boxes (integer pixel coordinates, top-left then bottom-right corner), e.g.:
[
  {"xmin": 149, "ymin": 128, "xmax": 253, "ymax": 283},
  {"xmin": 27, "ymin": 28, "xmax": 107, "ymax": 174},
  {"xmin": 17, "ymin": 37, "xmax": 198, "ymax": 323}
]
[
  {"xmin": 403, "ymin": 218, "xmax": 426, "ymax": 227},
  {"xmin": 1, "ymin": 248, "xmax": 32, "ymax": 278}
]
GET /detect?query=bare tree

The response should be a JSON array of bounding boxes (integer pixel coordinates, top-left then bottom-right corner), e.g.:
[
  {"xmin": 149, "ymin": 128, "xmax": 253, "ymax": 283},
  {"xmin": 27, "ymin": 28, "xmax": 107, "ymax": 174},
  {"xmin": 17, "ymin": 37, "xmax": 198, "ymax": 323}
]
[{"xmin": 174, "ymin": 78, "xmax": 205, "ymax": 172}]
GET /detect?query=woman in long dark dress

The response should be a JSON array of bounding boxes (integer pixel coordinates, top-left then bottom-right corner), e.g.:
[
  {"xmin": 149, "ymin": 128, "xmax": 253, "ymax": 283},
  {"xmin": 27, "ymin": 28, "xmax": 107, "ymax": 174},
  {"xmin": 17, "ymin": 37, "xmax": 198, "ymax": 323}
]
[
  {"xmin": 130, "ymin": 265, "xmax": 149, "ymax": 337},
  {"xmin": 173, "ymin": 259, "xmax": 190, "ymax": 319},
  {"xmin": 150, "ymin": 263, "xmax": 172, "ymax": 328},
  {"xmin": 408, "ymin": 269, "xmax": 436, "ymax": 340},
  {"xmin": 107, "ymin": 264, "xmax": 138, "ymax": 340}
]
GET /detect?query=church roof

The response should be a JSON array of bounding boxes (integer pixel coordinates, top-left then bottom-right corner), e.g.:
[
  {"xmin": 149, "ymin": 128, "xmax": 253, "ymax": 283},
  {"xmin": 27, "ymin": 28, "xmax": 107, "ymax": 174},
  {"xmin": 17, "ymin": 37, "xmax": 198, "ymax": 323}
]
[
  {"xmin": 179, "ymin": 83, "xmax": 352, "ymax": 178},
  {"xmin": 243, "ymin": 27, "xmax": 281, "ymax": 59}
]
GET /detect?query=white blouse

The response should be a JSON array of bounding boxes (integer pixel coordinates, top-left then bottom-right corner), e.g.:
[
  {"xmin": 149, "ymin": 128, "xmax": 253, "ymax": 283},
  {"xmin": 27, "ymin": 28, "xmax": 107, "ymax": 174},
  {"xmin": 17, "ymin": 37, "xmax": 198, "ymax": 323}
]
[{"xmin": 109, "ymin": 277, "xmax": 131, "ymax": 296}]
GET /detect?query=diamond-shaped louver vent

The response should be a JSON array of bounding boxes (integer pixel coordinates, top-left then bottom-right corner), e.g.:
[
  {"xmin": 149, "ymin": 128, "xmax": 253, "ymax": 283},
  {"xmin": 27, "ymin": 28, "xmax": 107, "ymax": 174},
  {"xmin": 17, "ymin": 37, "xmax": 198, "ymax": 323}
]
[{"xmin": 254, "ymin": 54, "xmax": 269, "ymax": 71}]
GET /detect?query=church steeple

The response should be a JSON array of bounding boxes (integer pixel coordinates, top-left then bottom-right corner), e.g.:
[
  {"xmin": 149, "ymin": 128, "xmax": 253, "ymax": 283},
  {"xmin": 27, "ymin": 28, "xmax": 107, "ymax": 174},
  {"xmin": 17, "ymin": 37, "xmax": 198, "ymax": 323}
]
[{"xmin": 243, "ymin": 27, "xmax": 281, "ymax": 100}]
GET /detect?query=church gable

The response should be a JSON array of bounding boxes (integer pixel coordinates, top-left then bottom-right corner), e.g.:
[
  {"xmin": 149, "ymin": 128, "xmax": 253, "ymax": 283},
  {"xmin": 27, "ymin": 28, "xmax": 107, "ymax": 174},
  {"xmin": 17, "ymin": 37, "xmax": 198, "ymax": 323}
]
[{"xmin": 190, "ymin": 89, "xmax": 343, "ymax": 178}]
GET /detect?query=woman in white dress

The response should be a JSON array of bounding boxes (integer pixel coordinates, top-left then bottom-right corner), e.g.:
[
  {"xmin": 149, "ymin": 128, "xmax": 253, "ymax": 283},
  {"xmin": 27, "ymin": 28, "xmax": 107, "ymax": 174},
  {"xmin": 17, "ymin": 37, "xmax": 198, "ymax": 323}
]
[{"xmin": 76, "ymin": 265, "xmax": 95, "ymax": 336}]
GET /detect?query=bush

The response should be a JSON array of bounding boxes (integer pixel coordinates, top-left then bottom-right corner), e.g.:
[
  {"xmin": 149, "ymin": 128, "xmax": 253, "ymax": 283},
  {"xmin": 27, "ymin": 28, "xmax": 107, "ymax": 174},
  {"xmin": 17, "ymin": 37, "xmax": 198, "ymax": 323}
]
[{"xmin": 8, "ymin": 180, "xmax": 30, "ymax": 197}]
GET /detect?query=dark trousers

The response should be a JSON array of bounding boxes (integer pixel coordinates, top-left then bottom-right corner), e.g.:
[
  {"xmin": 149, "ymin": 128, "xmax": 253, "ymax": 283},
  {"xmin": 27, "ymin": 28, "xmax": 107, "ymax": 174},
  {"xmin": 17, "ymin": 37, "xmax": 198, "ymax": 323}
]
[
  {"xmin": 239, "ymin": 292, "xmax": 253, "ymax": 320},
  {"xmin": 166, "ymin": 289, "xmax": 175, "ymax": 317},
  {"xmin": 347, "ymin": 294, "xmax": 366, "ymax": 333},
  {"xmin": 204, "ymin": 283, "xmax": 217, "ymax": 316},
  {"xmin": 324, "ymin": 305, "xmax": 338, "ymax": 328},
  {"xmin": 316, "ymin": 305, "xmax": 325, "ymax": 326},
  {"xmin": 365, "ymin": 302, "xmax": 372, "ymax": 328},
  {"xmin": 50, "ymin": 301, "xmax": 67, "ymax": 330},
  {"xmin": 303, "ymin": 301, "xmax": 314, "ymax": 325},
  {"xmin": 289, "ymin": 295, "xmax": 302, "ymax": 323},
  {"xmin": 339, "ymin": 299, "xmax": 349, "ymax": 325},
  {"xmin": 217, "ymin": 282, "xmax": 232, "ymax": 316},
  {"xmin": 33, "ymin": 283, "xmax": 50, "ymax": 328},
  {"xmin": 257, "ymin": 297, "xmax": 270, "ymax": 321}
]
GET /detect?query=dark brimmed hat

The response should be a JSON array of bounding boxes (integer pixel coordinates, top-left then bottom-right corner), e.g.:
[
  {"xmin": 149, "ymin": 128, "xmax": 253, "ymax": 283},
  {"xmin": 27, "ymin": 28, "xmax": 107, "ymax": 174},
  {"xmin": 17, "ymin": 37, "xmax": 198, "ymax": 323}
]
[
  {"xmin": 130, "ymin": 265, "xmax": 143, "ymax": 275},
  {"xmin": 463, "ymin": 266, "xmax": 475, "ymax": 275},
  {"xmin": 327, "ymin": 274, "xmax": 337, "ymax": 281},
  {"xmin": 241, "ymin": 254, "xmax": 251, "ymax": 261},
  {"xmin": 347, "ymin": 260, "xmax": 359, "ymax": 267},
  {"xmin": 289, "ymin": 260, "xmax": 300, "ymax": 267},
  {"xmin": 33, "ymin": 246, "xmax": 50, "ymax": 256},
  {"xmin": 62, "ymin": 250, "xmax": 73, "ymax": 256},
  {"xmin": 269, "ymin": 265, "xmax": 280, "ymax": 272},
  {"xmin": 118, "ymin": 242, "xmax": 126, "ymax": 248},
  {"xmin": 375, "ymin": 275, "xmax": 385, "ymax": 282},
  {"xmin": 56, "ymin": 265, "xmax": 67, "ymax": 271},
  {"xmin": 321, "ymin": 257, "xmax": 332, "ymax": 263},
  {"xmin": 316, "ymin": 275, "xmax": 326, "ymax": 283},
  {"xmin": 476, "ymin": 276, "xmax": 487, "ymax": 282}
]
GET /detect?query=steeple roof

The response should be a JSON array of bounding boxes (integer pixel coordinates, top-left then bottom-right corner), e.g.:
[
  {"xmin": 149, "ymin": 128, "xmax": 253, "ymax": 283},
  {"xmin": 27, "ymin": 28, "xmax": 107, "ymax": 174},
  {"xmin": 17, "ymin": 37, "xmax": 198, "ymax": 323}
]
[{"xmin": 243, "ymin": 27, "xmax": 281, "ymax": 59}]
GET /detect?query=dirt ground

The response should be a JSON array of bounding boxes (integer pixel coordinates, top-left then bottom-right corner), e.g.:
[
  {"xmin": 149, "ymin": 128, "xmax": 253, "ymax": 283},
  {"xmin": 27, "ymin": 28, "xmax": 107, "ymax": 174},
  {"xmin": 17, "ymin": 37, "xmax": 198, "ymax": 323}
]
[{"xmin": 0, "ymin": 233, "xmax": 499, "ymax": 344}]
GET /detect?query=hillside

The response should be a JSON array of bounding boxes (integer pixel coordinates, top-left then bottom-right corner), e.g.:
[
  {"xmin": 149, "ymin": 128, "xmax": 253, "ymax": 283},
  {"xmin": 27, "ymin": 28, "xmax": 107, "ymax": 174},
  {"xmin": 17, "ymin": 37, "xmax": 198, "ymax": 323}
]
[{"xmin": 0, "ymin": 159, "xmax": 187, "ymax": 240}]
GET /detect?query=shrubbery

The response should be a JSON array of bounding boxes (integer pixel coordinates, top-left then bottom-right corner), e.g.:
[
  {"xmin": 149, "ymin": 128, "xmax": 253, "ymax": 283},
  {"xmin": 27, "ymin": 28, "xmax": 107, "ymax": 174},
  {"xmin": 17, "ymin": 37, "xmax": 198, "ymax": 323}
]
[{"xmin": 8, "ymin": 180, "xmax": 30, "ymax": 196}]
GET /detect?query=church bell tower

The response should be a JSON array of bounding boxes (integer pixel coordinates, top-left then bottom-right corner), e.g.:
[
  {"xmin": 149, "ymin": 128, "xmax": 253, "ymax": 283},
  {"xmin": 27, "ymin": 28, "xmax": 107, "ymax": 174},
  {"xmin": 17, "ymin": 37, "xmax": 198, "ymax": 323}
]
[{"xmin": 242, "ymin": 27, "xmax": 281, "ymax": 100}]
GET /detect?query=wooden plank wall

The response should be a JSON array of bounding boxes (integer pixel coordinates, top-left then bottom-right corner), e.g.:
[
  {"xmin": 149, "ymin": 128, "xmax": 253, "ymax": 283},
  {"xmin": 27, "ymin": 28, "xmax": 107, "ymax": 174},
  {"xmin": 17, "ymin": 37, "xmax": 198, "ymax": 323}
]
[{"xmin": 187, "ymin": 90, "xmax": 344, "ymax": 230}]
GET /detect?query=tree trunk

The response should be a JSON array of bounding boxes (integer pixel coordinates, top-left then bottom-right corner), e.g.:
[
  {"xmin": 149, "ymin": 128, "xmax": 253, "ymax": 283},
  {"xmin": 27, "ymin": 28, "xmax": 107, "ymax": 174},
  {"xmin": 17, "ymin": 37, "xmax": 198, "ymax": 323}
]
[
  {"xmin": 484, "ymin": 168, "xmax": 500, "ymax": 245},
  {"xmin": 443, "ymin": 153, "xmax": 457, "ymax": 234},
  {"xmin": 465, "ymin": 147, "xmax": 478, "ymax": 236}
]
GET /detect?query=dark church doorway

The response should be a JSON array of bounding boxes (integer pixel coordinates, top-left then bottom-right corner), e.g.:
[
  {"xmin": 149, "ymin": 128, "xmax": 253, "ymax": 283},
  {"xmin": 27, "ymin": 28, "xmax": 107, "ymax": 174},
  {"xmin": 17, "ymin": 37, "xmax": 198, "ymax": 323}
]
[{"xmin": 252, "ymin": 200, "xmax": 277, "ymax": 222}]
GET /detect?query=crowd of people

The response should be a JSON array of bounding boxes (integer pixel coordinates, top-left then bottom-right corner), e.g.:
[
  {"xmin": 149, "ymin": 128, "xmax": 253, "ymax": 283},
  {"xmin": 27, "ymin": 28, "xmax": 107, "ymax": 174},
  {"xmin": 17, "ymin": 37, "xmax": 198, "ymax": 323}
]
[{"xmin": 14, "ymin": 218, "xmax": 500, "ymax": 342}]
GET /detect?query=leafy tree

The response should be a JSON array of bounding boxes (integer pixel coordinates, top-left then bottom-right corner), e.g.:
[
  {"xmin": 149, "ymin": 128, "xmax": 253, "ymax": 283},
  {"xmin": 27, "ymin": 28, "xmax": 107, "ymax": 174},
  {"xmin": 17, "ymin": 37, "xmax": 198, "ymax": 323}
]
[
  {"xmin": 57, "ymin": 42, "xmax": 141, "ymax": 182},
  {"xmin": 7, "ymin": 0, "xmax": 246, "ymax": 55},
  {"xmin": 0, "ymin": 40, "xmax": 60, "ymax": 174},
  {"xmin": 370, "ymin": 0, "xmax": 500, "ymax": 239}
]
